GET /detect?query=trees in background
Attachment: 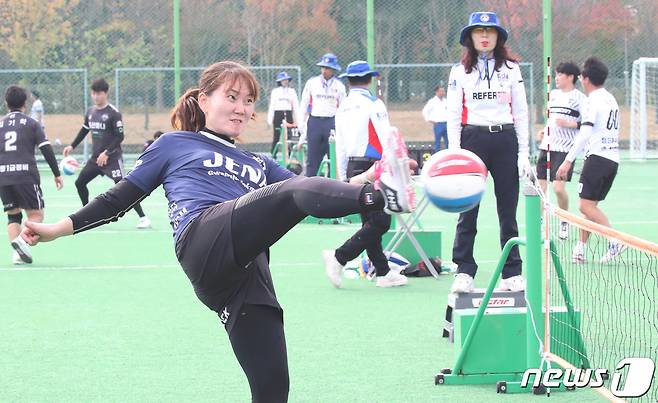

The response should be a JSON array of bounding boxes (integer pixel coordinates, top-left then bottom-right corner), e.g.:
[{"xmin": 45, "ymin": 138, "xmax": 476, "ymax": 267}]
[{"xmin": 1, "ymin": 0, "xmax": 654, "ymax": 112}]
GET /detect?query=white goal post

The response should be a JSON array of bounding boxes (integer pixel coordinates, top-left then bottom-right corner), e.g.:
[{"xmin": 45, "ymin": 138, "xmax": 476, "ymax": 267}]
[{"xmin": 630, "ymin": 57, "xmax": 658, "ymax": 159}]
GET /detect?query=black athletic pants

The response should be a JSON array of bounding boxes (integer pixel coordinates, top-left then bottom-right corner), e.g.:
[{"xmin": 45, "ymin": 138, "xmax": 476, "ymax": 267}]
[
  {"xmin": 229, "ymin": 304, "xmax": 289, "ymax": 403},
  {"xmin": 182, "ymin": 176, "xmax": 383, "ymax": 402},
  {"xmin": 271, "ymin": 110, "xmax": 294, "ymax": 157},
  {"xmin": 76, "ymin": 160, "xmax": 146, "ymax": 217},
  {"xmin": 335, "ymin": 159, "xmax": 392, "ymax": 276},
  {"xmin": 452, "ymin": 125, "xmax": 522, "ymax": 279}
]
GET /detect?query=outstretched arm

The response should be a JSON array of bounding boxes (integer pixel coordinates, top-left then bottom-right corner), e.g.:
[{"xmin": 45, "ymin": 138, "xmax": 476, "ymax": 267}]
[{"xmin": 21, "ymin": 179, "xmax": 148, "ymax": 245}]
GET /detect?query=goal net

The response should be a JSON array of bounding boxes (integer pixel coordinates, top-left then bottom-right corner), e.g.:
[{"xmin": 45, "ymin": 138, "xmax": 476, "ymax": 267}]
[{"xmin": 630, "ymin": 58, "xmax": 658, "ymax": 159}]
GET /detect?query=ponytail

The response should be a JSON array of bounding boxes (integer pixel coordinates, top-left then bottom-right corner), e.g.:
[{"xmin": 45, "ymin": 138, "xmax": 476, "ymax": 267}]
[
  {"xmin": 170, "ymin": 88, "xmax": 205, "ymax": 132},
  {"xmin": 170, "ymin": 61, "xmax": 260, "ymax": 133}
]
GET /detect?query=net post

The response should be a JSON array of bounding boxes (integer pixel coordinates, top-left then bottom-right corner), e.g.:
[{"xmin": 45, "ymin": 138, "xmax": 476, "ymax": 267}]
[{"xmin": 523, "ymin": 182, "xmax": 544, "ymax": 371}]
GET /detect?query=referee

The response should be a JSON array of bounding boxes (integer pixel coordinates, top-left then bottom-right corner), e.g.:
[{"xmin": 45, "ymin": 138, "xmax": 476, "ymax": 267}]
[
  {"xmin": 298, "ymin": 53, "xmax": 346, "ymax": 176},
  {"xmin": 447, "ymin": 12, "xmax": 531, "ymax": 294},
  {"xmin": 266, "ymin": 71, "xmax": 298, "ymax": 157}
]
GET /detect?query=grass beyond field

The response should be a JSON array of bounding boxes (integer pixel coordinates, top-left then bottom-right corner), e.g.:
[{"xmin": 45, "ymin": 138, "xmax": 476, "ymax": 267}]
[{"xmin": 0, "ymin": 160, "xmax": 656, "ymax": 402}]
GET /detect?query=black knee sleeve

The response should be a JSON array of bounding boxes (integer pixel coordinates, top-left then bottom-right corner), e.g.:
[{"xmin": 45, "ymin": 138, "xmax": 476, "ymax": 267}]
[{"xmin": 7, "ymin": 212, "xmax": 22, "ymax": 225}]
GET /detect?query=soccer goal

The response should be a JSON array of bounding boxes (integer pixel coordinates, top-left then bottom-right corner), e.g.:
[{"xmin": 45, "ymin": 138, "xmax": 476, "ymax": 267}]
[{"xmin": 629, "ymin": 58, "xmax": 658, "ymax": 159}]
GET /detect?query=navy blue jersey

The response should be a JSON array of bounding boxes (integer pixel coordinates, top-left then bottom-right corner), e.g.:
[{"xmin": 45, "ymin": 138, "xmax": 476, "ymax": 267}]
[{"xmin": 126, "ymin": 130, "xmax": 295, "ymax": 241}]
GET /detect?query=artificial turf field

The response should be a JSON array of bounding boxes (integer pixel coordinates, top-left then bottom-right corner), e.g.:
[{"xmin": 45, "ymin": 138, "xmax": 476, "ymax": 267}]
[{"xmin": 1, "ymin": 158, "xmax": 656, "ymax": 402}]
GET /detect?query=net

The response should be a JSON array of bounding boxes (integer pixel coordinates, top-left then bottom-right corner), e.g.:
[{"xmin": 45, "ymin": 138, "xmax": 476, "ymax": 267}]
[
  {"xmin": 630, "ymin": 58, "xmax": 658, "ymax": 159},
  {"xmin": 545, "ymin": 207, "xmax": 658, "ymax": 401}
]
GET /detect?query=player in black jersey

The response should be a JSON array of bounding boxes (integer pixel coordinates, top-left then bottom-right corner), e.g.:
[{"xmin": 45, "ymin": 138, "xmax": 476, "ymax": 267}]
[
  {"xmin": 0, "ymin": 86, "xmax": 63, "ymax": 264},
  {"xmin": 63, "ymin": 79, "xmax": 151, "ymax": 229}
]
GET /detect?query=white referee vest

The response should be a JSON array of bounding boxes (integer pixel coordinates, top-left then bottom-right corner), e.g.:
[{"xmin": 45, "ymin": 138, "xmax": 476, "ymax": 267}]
[
  {"xmin": 298, "ymin": 75, "xmax": 346, "ymax": 120},
  {"xmin": 266, "ymin": 86, "xmax": 299, "ymax": 126},
  {"xmin": 446, "ymin": 58, "xmax": 529, "ymax": 155}
]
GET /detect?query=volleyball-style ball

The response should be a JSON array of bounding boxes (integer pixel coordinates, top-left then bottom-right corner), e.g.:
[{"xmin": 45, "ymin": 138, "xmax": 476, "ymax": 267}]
[
  {"xmin": 60, "ymin": 156, "xmax": 79, "ymax": 176},
  {"xmin": 420, "ymin": 149, "xmax": 488, "ymax": 213}
]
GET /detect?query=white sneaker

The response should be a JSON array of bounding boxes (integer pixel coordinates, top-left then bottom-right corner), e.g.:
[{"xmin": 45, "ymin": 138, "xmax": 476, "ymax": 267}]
[
  {"xmin": 500, "ymin": 275, "xmax": 526, "ymax": 292},
  {"xmin": 12, "ymin": 251, "xmax": 26, "ymax": 265},
  {"xmin": 572, "ymin": 244, "xmax": 586, "ymax": 264},
  {"xmin": 11, "ymin": 236, "xmax": 32, "ymax": 264},
  {"xmin": 558, "ymin": 221, "xmax": 569, "ymax": 240},
  {"xmin": 136, "ymin": 216, "xmax": 152, "ymax": 229},
  {"xmin": 451, "ymin": 273, "xmax": 475, "ymax": 294},
  {"xmin": 376, "ymin": 270, "xmax": 408, "ymax": 288},
  {"xmin": 600, "ymin": 242, "xmax": 627, "ymax": 264},
  {"xmin": 322, "ymin": 250, "xmax": 343, "ymax": 288},
  {"xmin": 374, "ymin": 127, "xmax": 415, "ymax": 214}
]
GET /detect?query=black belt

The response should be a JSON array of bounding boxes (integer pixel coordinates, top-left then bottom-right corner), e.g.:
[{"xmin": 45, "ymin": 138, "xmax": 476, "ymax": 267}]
[
  {"xmin": 309, "ymin": 115, "xmax": 334, "ymax": 119},
  {"xmin": 348, "ymin": 156, "xmax": 378, "ymax": 163},
  {"xmin": 463, "ymin": 124, "xmax": 515, "ymax": 133}
]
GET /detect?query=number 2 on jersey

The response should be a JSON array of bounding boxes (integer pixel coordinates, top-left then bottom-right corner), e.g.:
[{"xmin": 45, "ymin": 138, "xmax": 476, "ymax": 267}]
[{"xmin": 4, "ymin": 131, "xmax": 17, "ymax": 152}]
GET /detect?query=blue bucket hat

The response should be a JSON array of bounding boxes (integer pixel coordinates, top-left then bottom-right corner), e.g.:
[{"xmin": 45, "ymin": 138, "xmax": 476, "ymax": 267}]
[
  {"xmin": 459, "ymin": 12, "xmax": 508, "ymax": 46},
  {"xmin": 275, "ymin": 71, "xmax": 292, "ymax": 82},
  {"xmin": 338, "ymin": 60, "xmax": 379, "ymax": 78},
  {"xmin": 316, "ymin": 53, "xmax": 341, "ymax": 71}
]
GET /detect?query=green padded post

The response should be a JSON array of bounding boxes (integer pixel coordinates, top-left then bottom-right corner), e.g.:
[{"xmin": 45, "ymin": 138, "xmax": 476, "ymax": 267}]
[{"xmin": 524, "ymin": 184, "xmax": 544, "ymax": 371}]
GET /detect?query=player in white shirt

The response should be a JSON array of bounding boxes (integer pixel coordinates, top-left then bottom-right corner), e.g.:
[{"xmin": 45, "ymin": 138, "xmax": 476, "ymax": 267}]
[
  {"xmin": 30, "ymin": 91, "xmax": 44, "ymax": 129},
  {"xmin": 323, "ymin": 60, "xmax": 409, "ymax": 289},
  {"xmin": 297, "ymin": 53, "xmax": 346, "ymax": 176},
  {"xmin": 266, "ymin": 71, "xmax": 299, "ymax": 157},
  {"xmin": 422, "ymin": 85, "xmax": 448, "ymax": 151},
  {"xmin": 556, "ymin": 57, "xmax": 624, "ymax": 264},
  {"xmin": 447, "ymin": 11, "xmax": 531, "ymax": 294},
  {"xmin": 536, "ymin": 62, "xmax": 586, "ymax": 239}
]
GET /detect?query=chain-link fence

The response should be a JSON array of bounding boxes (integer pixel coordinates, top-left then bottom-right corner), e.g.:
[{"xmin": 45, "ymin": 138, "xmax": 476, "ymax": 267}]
[{"xmin": 1, "ymin": 0, "xmax": 656, "ymax": 155}]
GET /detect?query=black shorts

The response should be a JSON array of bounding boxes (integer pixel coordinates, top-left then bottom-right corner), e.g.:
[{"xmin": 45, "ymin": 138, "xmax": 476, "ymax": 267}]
[
  {"xmin": 578, "ymin": 155, "xmax": 618, "ymax": 201},
  {"xmin": 0, "ymin": 183, "xmax": 44, "ymax": 211},
  {"xmin": 81, "ymin": 158, "xmax": 126, "ymax": 181},
  {"xmin": 536, "ymin": 150, "xmax": 574, "ymax": 181},
  {"xmin": 175, "ymin": 201, "xmax": 281, "ymax": 334}
]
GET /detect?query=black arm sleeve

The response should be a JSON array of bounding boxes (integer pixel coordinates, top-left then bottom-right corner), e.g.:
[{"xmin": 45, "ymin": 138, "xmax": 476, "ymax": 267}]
[
  {"xmin": 105, "ymin": 130, "xmax": 124, "ymax": 156},
  {"xmin": 69, "ymin": 179, "xmax": 148, "ymax": 234},
  {"xmin": 70, "ymin": 127, "xmax": 89, "ymax": 149},
  {"xmin": 39, "ymin": 144, "xmax": 61, "ymax": 177}
]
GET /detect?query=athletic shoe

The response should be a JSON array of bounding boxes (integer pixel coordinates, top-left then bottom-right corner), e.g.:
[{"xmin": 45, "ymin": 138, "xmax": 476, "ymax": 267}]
[
  {"xmin": 136, "ymin": 216, "xmax": 152, "ymax": 229},
  {"xmin": 374, "ymin": 128, "xmax": 415, "ymax": 214},
  {"xmin": 322, "ymin": 250, "xmax": 343, "ymax": 288},
  {"xmin": 500, "ymin": 275, "xmax": 526, "ymax": 292},
  {"xmin": 572, "ymin": 246, "xmax": 586, "ymax": 264},
  {"xmin": 11, "ymin": 236, "xmax": 32, "ymax": 264},
  {"xmin": 558, "ymin": 221, "xmax": 569, "ymax": 240},
  {"xmin": 12, "ymin": 251, "xmax": 26, "ymax": 265},
  {"xmin": 450, "ymin": 273, "xmax": 475, "ymax": 294},
  {"xmin": 375, "ymin": 270, "xmax": 408, "ymax": 288},
  {"xmin": 600, "ymin": 242, "xmax": 627, "ymax": 264}
]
